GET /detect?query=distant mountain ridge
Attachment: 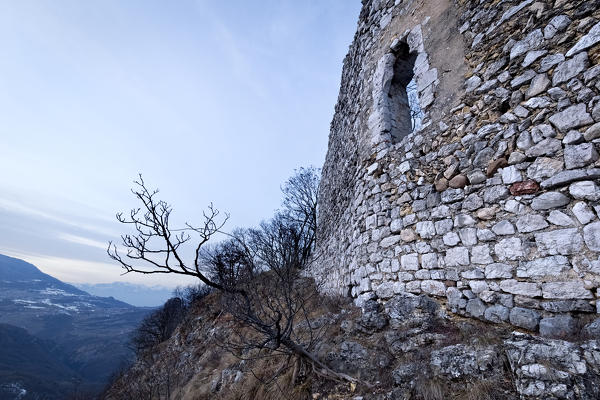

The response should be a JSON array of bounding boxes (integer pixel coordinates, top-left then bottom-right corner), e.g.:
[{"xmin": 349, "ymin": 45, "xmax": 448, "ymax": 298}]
[
  {"xmin": 75, "ymin": 281, "xmax": 174, "ymax": 307},
  {"xmin": 0, "ymin": 254, "xmax": 86, "ymax": 295},
  {"xmin": 0, "ymin": 254, "xmax": 151, "ymax": 399}
]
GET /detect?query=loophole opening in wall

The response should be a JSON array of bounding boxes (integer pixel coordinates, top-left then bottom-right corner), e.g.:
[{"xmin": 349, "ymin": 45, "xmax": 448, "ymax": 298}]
[{"xmin": 389, "ymin": 42, "xmax": 423, "ymax": 142}]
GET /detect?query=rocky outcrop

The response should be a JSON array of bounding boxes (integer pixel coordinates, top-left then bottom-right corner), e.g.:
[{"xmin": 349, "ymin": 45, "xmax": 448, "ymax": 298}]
[
  {"xmin": 314, "ymin": 0, "xmax": 600, "ymax": 335},
  {"xmin": 103, "ymin": 292, "xmax": 600, "ymax": 399}
]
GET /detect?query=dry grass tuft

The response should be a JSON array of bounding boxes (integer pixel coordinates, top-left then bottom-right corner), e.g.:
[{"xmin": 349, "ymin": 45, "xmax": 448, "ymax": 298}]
[
  {"xmin": 458, "ymin": 379, "xmax": 507, "ymax": 400},
  {"xmin": 414, "ymin": 377, "xmax": 445, "ymax": 400}
]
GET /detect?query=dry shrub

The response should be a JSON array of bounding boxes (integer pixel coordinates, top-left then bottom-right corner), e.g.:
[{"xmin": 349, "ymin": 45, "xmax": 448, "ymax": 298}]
[
  {"xmin": 458, "ymin": 380, "xmax": 506, "ymax": 400},
  {"xmin": 320, "ymin": 292, "xmax": 353, "ymax": 314},
  {"xmin": 217, "ymin": 355, "xmax": 311, "ymax": 400},
  {"xmin": 414, "ymin": 377, "xmax": 445, "ymax": 400},
  {"xmin": 457, "ymin": 321, "xmax": 505, "ymax": 347}
]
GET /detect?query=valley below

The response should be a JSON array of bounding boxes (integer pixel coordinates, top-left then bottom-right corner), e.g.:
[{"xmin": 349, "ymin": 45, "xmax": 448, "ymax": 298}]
[{"xmin": 0, "ymin": 254, "xmax": 151, "ymax": 399}]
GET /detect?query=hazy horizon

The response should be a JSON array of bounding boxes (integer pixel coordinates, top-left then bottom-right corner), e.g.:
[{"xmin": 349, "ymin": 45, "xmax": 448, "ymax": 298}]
[{"xmin": 0, "ymin": 1, "xmax": 361, "ymax": 288}]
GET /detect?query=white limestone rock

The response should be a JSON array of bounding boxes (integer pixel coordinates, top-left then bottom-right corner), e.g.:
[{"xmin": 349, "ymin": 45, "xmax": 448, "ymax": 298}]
[
  {"xmin": 542, "ymin": 282, "xmax": 593, "ymax": 299},
  {"xmin": 535, "ymin": 228, "xmax": 584, "ymax": 255},
  {"xmin": 421, "ymin": 280, "xmax": 446, "ymax": 296},
  {"xmin": 510, "ymin": 29, "xmax": 544, "ymax": 60},
  {"xmin": 525, "ymin": 73, "xmax": 550, "ymax": 99},
  {"xmin": 443, "ymin": 232, "xmax": 461, "ymax": 246},
  {"xmin": 525, "ymin": 138, "xmax": 562, "ymax": 157},
  {"xmin": 584, "ymin": 222, "xmax": 600, "ymax": 252},
  {"xmin": 469, "ymin": 280, "xmax": 489, "ymax": 294},
  {"xmin": 526, "ymin": 158, "xmax": 564, "ymax": 181},
  {"xmin": 572, "ymin": 202, "xmax": 596, "ymax": 225},
  {"xmin": 544, "ymin": 15, "xmax": 571, "ymax": 39},
  {"xmin": 501, "ymin": 165, "xmax": 521, "ymax": 184},
  {"xmin": 539, "ymin": 53, "xmax": 564, "ymax": 72},
  {"xmin": 495, "ymin": 238, "xmax": 524, "ymax": 260},
  {"xmin": 566, "ymin": 21, "xmax": 600, "ymax": 57},
  {"xmin": 415, "ymin": 221, "xmax": 436, "ymax": 239},
  {"xmin": 500, "ymin": 279, "xmax": 541, "ymax": 297},
  {"xmin": 547, "ymin": 210, "xmax": 574, "ymax": 226},
  {"xmin": 517, "ymin": 256, "xmax": 570, "ymax": 278},
  {"xmin": 445, "ymin": 247, "xmax": 470, "ymax": 266},
  {"xmin": 531, "ymin": 192, "xmax": 570, "ymax": 210},
  {"xmin": 548, "ymin": 104, "xmax": 593, "ymax": 133},
  {"xmin": 564, "ymin": 143, "xmax": 599, "ymax": 169},
  {"xmin": 400, "ymin": 253, "xmax": 419, "ymax": 271},
  {"xmin": 492, "ymin": 220, "xmax": 516, "ymax": 235},
  {"xmin": 471, "ymin": 245, "xmax": 493, "ymax": 264},
  {"xmin": 459, "ymin": 227, "xmax": 478, "ymax": 246},
  {"xmin": 485, "ymin": 263, "xmax": 513, "ymax": 279},
  {"xmin": 552, "ymin": 52, "xmax": 588, "ymax": 86},
  {"xmin": 465, "ymin": 75, "xmax": 482, "ymax": 92},
  {"xmin": 516, "ymin": 214, "xmax": 549, "ymax": 233},
  {"xmin": 380, "ymin": 235, "xmax": 402, "ymax": 248}
]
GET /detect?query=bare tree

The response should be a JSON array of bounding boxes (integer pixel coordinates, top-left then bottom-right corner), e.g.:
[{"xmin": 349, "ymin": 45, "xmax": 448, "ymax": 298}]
[
  {"xmin": 280, "ymin": 166, "xmax": 320, "ymax": 262},
  {"xmin": 107, "ymin": 174, "xmax": 228, "ymax": 291},
  {"xmin": 172, "ymin": 283, "xmax": 212, "ymax": 308},
  {"xmin": 108, "ymin": 171, "xmax": 366, "ymax": 386},
  {"xmin": 130, "ymin": 297, "xmax": 186, "ymax": 355}
]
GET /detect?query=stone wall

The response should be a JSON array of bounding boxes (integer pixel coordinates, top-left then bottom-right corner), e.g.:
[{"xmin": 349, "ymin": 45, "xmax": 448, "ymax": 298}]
[{"xmin": 314, "ymin": 0, "xmax": 600, "ymax": 335}]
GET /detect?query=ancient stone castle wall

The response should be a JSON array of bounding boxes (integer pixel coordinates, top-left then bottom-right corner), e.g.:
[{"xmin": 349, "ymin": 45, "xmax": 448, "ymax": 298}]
[{"xmin": 315, "ymin": 0, "xmax": 600, "ymax": 335}]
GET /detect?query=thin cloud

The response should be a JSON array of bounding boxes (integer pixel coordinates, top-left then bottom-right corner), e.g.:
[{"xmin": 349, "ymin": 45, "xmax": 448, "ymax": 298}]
[
  {"xmin": 199, "ymin": 3, "xmax": 268, "ymax": 99},
  {"xmin": 0, "ymin": 196, "xmax": 118, "ymax": 238},
  {"xmin": 59, "ymin": 233, "xmax": 108, "ymax": 251},
  {"xmin": 0, "ymin": 247, "xmax": 195, "ymax": 288}
]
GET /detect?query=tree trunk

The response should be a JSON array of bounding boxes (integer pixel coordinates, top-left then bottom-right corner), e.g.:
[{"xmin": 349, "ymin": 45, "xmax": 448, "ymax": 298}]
[{"xmin": 280, "ymin": 338, "xmax": 371, "ymax": 387}]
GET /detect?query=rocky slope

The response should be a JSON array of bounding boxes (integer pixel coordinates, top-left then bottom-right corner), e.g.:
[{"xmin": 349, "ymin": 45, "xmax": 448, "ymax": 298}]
[{"xmin": 103, "ymin": 288, "xmax": 600, "ymax": 399}]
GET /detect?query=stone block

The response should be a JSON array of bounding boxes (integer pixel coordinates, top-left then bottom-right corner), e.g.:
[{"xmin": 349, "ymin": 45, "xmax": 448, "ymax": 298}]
[
  {"xmin": 421, "ymin": 253, "xmax": 438, "ymax": 269},
  {"xmin": 400, "ymin": 253, "xmax": 419, "ymax": 271},
  {"xmin": 573, "ymin": 202, "xmax": 595, "ymax": 225},
  {"xmin": 542, "ymin": 281, "xmax": 593, "ymax": 299},
  {"xmin": 492, "ymin": 220, "xmax": 515, "ymax": 235},
  {"xmin": 535, "ymin": 228, "xmax": 584, "ymax": 255},
  {"xmin": 445, "ymin": 247, "xmax": 469, "ymax": 266},
  {"xmin": 564, "ymin": 143, "xmax": 599, "ymax": 169},
  {"xmin": 415, "ymin": 221, "xmax": 436, "ymax": 239},
  {"xmin": 421, "ymin": 280, "xmax": 446, "ymax": 296},
  {"xmin": 549, "ymin": 104, "xmax": 593, "ymax": 133},
  {"xmin": 516, "ymin": 214, "xmax": 548, "ymax": 233},
  {"xmin": 569, "ymin": 181, "xmax": 600, "ymax": 201},
  {"xmin": 584, "ymin": 222, "xmax": 600, "ymax": 251},
  {"xmin": 517, "ymin": 256, "xmax": 569, "ymax": 278},
  {"xmin": 566, "ymin": 21, "xmax": 600, "ymax": 57},
  {"xmin": 509, "ymin": 307, "xmax": 540, "ymax": 330},
  {"xmin": 531, "ymin": 192, "xmax": 570, "ymax": 210},
  {"xmin": 466, "ymin": 298, "xmax": 485, "ymax": 318},
  {"xmin": 485, "ymin": 263, "xmax": 513, "ymax": 279},
  {"xmin": 539, "ymin": 316, "xmax": 577, "ymax": 337},
  {"xmin": 500, "ymin": 280, "xmax": 541, "ymax": 297},
  {"xmin": 484, "ymin": 304, "xmax": 509, "ymax": 323},
  {"xmin": 495, "ymin": 238, "xmax": 524, "ymax": 260},
  {"xmin": 547, "ymin": 210, "xmax": 574, "ymax": 226},
  {"xmin": 471, "ymin": 245, "xmax": 493, "ymax": 264},
  {"xmin": 469, "ymin": 280, "xmax": 489, "ymax": 294},
  {"xmin": 552, "ymin": 52, "xmax": 588, "ymax": 86}
]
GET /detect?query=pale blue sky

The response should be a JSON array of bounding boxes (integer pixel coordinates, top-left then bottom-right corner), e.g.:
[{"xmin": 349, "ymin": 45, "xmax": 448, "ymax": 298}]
[{"xmin": 0, "ymin": 0, "xmax": 361, "ymax": 287}]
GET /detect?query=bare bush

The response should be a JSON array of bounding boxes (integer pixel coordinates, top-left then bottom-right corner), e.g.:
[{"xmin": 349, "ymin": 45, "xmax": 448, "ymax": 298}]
[
  {"xmin": 130, "ymin": 297, "xmax": 186, "ymax": 355},
  {"xmin": 108, "ymin": 168, "xmax": 367, "ymax": 387}
]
